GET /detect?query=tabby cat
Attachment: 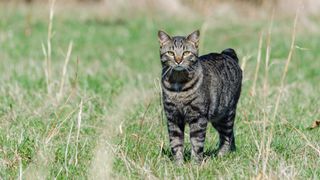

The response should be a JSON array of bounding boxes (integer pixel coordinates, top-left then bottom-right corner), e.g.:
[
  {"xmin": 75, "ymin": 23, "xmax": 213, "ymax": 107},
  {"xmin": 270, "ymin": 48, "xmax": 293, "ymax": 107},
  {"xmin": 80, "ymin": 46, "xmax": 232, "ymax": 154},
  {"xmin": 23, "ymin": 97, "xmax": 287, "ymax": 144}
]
[{"xmin": 158, "ymin": 30, "xmax": 242, "ymax": 164}]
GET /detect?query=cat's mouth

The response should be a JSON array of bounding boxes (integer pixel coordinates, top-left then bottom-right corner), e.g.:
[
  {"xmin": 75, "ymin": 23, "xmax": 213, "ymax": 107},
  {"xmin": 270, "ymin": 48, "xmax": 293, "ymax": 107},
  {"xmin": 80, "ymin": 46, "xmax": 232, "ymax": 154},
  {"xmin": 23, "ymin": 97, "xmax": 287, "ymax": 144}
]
[{"xmin": 173, "ymin": 65, "xmax": 185, "ymax": 71}]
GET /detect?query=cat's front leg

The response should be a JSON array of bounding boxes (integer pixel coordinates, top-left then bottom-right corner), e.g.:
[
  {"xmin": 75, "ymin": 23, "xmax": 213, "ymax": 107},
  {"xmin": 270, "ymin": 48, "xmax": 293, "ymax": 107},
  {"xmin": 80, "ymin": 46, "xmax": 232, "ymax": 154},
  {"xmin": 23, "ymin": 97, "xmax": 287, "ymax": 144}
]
[
  {"xmin": 167, "ymin": 120, "xmax": 185, "ymax": 165},
  {"xmin": 189, "ymin": 117, "xmax": 208, "ymax": 163}
]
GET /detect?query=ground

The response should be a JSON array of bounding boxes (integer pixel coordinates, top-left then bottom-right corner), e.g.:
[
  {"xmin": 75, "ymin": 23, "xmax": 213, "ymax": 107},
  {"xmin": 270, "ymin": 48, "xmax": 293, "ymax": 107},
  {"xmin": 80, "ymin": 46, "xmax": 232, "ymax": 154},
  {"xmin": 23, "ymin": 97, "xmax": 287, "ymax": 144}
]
[{"xmin": 0, "ymin": 2, "xmax": 319, "ymax": 179}]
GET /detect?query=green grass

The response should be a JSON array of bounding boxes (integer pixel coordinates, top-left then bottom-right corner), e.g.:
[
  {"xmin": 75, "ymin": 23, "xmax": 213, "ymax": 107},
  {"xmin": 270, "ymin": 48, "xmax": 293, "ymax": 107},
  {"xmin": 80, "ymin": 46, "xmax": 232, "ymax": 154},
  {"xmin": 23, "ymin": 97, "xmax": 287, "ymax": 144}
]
[{"xmin": 0, "ymin": 3, "xmax": 319, "ymax": 179}]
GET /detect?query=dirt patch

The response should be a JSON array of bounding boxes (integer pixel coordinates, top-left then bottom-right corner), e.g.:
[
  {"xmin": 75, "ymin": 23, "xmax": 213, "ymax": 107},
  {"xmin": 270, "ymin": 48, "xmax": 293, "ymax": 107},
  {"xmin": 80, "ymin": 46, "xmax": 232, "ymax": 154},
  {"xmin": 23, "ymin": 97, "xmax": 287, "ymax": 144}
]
[{"xmin": 88, "ymin": 85, "xmax": 154, "ymax": 179}]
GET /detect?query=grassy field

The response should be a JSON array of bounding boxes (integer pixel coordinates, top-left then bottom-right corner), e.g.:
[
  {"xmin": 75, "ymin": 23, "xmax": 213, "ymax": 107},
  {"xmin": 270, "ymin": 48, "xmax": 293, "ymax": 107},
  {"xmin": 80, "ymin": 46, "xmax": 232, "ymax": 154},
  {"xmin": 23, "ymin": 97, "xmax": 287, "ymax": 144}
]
[{"xmin": 0, "ymin": 2, "xmax": 319, "ymax": 179}]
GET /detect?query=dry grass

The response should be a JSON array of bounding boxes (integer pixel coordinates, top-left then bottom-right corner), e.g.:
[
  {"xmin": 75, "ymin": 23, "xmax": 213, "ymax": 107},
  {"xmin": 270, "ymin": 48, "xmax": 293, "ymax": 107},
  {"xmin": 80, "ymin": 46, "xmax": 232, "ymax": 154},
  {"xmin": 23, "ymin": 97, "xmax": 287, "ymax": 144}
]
[{"xmin": 0, "ymin": 0, "xmax": 319, "ymax": 179}]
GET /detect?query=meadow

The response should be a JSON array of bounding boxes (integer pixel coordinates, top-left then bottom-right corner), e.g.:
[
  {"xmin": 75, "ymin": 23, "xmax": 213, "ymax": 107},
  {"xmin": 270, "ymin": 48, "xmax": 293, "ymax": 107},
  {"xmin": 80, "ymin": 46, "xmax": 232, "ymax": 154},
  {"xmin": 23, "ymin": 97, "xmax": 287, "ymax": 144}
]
[{"xmin": 0, "ymin": 1, "xmax": 319, "ymax": 179}]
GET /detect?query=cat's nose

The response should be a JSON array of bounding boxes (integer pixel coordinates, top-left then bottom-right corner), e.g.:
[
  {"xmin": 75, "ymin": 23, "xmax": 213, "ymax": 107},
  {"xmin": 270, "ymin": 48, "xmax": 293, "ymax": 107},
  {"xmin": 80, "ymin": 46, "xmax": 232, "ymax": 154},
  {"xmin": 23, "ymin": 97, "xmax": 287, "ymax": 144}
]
[{"xmin": 175, "ymin": 56, "xmax": 182, "ymax": 64}]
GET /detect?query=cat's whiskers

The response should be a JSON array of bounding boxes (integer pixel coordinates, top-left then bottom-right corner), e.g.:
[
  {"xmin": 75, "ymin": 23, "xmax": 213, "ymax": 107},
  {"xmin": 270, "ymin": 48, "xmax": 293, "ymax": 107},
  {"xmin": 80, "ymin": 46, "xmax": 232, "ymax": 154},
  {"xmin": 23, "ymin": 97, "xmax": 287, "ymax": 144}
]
[
  {"xmin": 187, "ymin": 66, "xmax": 196, "ymax": 72},
  {"xmin": 167, "ymin": 68, "xmax": 174, "ymax": 78},
  {"xmin": 162, "ymin": 67, "xmax": 172, "ymax": 79},
  {"xmin": 184, "ymin": 67, "xmax": 191, "ymax": 73}
]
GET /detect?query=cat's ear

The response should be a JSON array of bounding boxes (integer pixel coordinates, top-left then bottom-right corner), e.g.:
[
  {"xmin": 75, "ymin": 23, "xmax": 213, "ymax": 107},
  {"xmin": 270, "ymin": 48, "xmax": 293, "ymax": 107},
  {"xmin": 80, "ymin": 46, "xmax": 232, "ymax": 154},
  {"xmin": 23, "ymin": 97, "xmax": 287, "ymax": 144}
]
[
  {"xmin": 187, "ymin": 30, "xmax": 200, "ymax": 48},
  {"xmin": 158, "ymin": 30, "xmax": 171, "ymax": 46}
]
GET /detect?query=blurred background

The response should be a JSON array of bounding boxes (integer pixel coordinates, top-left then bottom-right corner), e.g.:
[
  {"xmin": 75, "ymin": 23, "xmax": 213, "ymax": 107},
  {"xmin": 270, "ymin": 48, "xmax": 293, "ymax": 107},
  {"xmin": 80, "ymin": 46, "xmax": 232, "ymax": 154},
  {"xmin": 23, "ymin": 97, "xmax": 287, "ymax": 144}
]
[{"xmin": 0, "ymin": 0, "xmax": 319, "ymax": 179}]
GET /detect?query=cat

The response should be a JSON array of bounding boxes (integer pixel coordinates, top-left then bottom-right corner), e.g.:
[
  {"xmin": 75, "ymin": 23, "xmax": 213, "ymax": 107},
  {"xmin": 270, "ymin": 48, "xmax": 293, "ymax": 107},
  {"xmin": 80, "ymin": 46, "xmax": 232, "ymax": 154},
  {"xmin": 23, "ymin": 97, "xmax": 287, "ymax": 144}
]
[{"xmin": 158, "ymin": 30, "xmax": 242, "ymax": 164}]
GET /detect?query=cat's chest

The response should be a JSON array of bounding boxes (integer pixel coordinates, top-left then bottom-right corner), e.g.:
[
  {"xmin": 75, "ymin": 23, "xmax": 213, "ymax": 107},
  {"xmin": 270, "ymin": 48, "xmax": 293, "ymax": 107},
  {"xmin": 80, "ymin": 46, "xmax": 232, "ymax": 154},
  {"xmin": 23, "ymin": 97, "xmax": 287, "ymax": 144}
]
[
  {"xmin": 163, "ymin": 91, "xmax": 207, "ymax": 117},
  {"xmin": 164, "ymin": 91, "xmax": 197, "ymax": 104}
]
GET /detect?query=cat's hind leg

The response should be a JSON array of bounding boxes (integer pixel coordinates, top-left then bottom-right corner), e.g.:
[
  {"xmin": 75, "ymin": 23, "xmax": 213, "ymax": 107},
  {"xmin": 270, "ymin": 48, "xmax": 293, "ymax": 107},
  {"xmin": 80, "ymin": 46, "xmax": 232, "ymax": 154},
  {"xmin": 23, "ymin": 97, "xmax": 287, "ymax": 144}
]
[{"xmin": 212, "ymin": 111, "xmax": 236, "ymax": 157}]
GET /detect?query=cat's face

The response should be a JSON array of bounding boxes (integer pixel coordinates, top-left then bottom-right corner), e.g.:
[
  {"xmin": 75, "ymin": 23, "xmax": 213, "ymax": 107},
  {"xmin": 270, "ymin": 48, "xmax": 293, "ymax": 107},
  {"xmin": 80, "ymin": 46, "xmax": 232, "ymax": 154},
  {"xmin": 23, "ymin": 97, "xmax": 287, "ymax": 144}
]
[{"xmin": 158, "ymin": 30, "xmax": 200, "ymax": 71}]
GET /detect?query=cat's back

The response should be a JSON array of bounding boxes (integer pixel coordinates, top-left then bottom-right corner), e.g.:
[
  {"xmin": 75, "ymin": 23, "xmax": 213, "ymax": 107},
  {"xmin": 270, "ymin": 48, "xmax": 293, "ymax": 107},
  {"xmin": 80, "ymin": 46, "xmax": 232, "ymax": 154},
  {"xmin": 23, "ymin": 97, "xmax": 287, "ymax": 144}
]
[{"xmin": 199, "ymin": 49, "xmax": 242, "ymax": 83}]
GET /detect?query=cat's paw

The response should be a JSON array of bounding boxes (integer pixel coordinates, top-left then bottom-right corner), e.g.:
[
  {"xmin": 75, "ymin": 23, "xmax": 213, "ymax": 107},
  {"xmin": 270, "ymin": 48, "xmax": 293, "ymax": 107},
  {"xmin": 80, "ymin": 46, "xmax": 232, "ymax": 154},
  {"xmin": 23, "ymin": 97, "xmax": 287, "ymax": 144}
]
[
  {"xmin": 191, "ymin": 153, "xmax": 204, "ymax": 165},
  {"xmin": 216, "ymin": 145, "xmax": 235, "ymax": 157},
  {"xmin": 175, "ymin": 158, "xmax": 184, "ymax": 166},
  {"xmin": 173, "ymin": 153, "xmax": 184, "ymax": 166}
]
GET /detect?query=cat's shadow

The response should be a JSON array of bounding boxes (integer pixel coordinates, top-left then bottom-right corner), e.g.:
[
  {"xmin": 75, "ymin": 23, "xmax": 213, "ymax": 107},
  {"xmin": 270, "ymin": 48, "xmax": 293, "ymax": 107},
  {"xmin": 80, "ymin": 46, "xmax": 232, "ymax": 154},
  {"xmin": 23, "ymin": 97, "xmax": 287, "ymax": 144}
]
[{"xmin": 162, "ymin": 147, "xmax": 218, "ymax": 162}]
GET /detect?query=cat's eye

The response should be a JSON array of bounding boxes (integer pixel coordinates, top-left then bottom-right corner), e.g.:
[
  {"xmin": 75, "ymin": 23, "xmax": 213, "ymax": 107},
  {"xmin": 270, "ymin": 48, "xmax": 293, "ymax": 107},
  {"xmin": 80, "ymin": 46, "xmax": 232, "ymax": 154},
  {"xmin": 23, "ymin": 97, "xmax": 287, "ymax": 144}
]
[
  {"xmin": 167, "ymin": 51, "xmax": 174, "ymax": 56},
  {"xmin": 183, "ymin": 51, "xmax": 191, "ymax": 56}
]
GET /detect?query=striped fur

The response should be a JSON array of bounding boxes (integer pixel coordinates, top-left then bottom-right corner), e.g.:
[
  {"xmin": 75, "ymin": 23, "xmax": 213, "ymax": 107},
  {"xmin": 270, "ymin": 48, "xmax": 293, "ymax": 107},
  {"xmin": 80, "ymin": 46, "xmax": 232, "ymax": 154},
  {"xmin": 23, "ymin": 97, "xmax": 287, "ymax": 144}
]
[{"xmin": 158, "ymin": 30, "xmax": 242, "ymax": 164}]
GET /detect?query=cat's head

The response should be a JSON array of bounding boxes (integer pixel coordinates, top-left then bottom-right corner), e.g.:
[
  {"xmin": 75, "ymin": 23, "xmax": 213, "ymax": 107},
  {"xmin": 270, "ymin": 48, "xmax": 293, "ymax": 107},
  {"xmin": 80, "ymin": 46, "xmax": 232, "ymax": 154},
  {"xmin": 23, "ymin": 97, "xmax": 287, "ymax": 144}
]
[{"xmin": 158, "ymin": 30, "xmax": 200, "ymax": 71}]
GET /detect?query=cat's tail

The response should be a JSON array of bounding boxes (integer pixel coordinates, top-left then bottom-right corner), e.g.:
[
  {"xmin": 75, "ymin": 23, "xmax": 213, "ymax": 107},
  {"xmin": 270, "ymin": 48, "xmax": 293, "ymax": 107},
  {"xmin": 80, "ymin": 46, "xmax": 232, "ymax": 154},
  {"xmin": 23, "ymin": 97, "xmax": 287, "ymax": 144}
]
[{"xmin": 221, "ymin": 48, "xmax": 238, "ymax": 63}]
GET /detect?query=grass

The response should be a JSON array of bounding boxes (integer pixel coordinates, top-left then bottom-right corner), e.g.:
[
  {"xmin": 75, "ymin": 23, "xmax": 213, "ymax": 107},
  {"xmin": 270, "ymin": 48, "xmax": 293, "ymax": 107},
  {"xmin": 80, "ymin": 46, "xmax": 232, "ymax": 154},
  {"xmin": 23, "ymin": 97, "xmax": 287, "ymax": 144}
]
[{"xmin": 0, "ymin": 2, "xmax": 320, "ymax": 179}]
